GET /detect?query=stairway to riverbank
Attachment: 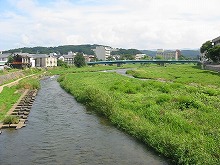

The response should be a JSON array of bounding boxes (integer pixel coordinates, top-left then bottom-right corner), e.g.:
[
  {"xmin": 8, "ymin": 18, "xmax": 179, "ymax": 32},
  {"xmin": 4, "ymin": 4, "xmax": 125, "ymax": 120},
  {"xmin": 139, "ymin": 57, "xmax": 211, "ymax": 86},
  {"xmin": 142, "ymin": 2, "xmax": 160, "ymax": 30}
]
[{"xmin": 0, "ymin": 89, "xmax": 38, "ymax": 129}]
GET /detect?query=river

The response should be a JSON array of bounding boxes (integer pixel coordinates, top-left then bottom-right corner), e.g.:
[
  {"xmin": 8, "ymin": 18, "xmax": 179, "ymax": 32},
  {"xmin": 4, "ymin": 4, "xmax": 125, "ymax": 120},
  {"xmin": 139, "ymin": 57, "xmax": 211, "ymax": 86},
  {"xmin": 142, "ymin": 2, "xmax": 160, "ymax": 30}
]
[{"xmin": 0, "ymin": 76, "xmax": 169, "ymax": 165}]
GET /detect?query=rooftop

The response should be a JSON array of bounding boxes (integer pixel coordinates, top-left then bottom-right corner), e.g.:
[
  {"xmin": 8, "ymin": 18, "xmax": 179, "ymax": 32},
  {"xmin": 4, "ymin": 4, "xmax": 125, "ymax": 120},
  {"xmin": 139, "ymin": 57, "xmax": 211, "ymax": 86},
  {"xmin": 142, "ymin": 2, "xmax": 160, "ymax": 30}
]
[
  {"xmin": 212, "ymin": 36, "xmax": 220, "ymax": 42},
  {"xmin": 0, "ymin": 53, "xmax": 11, "ymax": 58}
]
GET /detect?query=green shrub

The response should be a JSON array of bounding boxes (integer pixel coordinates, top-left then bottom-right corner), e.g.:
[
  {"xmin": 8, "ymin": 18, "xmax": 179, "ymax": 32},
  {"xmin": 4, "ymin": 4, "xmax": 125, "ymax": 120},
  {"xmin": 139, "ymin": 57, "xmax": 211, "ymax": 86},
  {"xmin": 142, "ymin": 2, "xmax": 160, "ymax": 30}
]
[
  {"xmin": 202, "ymin": 88, "xmax": 218, "ymax": 96},
  {"xmin": 17, "ymin": 77, "xmax": 40, "ymax": 89},
  {"xmin": 156, "ymin": 94, "xmax": 171, "ymax": 104},
  {"xmin": 80, "ymin": 87, "xmax": 114, "ymax": 117},
  {"xmin": 3, "ymin": 115, "xmax": 19, "ymax": 125}
]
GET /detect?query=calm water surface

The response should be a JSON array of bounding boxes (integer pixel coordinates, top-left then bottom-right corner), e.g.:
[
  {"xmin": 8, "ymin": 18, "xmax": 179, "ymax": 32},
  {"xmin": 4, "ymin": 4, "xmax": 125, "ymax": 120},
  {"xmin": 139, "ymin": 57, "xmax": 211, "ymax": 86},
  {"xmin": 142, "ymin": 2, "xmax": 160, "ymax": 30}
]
[{"xmin": 0, "ymin": 76, "xmax": 169, "ymax": 165}]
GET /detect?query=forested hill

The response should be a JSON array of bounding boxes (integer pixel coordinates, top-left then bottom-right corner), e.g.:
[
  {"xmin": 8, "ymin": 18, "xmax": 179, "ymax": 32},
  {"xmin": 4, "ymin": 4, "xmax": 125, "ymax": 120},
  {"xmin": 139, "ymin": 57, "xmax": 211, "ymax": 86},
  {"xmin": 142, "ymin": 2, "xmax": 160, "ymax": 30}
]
[
  {"xmin": 4, "ymin": 45, "xmax": 143, "ymax": 56},
  {"xmin": 180, "ymin": 50, "xmax": 200, "ymax": 58},
  {"xmin": 3, "ymin": 45, "xmax": 99, "ymax": 55},
  {"xmin": 3, "ymin": 45, "xmax": 200, "ymax": 58},
  {"xmin": 111, "ymin": 48, "xmax": 142, "ymax": 55}
]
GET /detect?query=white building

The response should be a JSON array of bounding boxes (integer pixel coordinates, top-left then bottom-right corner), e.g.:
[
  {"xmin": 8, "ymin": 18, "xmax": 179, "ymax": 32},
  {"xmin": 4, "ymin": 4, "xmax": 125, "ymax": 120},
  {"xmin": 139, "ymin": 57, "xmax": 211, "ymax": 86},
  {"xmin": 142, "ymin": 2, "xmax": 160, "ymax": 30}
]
[
  {"xmin": 34, "ymin": 54, "xmax": 57, "ymax": 67},
  {"xmin": 59, "ymin": 52, "xmax": 77, "ymax": 65},
  {"xmin": 27, "ymin": 54, "xmax": 36, "ymax": 67},
  {"xmin": 0, "ymin": 62, "xmax": 4, "ymax": 70},
  {"xmin": 135, "ymin": 54, "xmax": 147, "ymax": 60},
  {"xmin": 58, "ymin": 56, "xmax": 65, "ymax": 62},
  {"xmin": 93, "ymin": 46, "xmax": 112, "ymax": 60},
  {"xmin": 63, "ymin": 54, "xmax": 75, "ymax": 65}
]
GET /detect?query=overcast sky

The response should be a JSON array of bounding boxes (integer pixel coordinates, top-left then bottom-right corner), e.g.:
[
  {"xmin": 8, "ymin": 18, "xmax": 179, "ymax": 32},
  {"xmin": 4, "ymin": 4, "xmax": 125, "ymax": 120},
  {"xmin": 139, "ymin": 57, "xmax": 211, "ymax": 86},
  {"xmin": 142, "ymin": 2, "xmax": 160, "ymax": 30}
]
[{"xmin": 0, "ymin": 0, "xmax": 219, "ymax": 51}]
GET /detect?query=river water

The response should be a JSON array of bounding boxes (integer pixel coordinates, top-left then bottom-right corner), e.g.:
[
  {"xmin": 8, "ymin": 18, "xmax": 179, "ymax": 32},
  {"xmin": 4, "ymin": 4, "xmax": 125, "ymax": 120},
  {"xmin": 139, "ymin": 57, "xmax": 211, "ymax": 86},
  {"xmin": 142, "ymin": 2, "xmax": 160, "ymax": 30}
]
[{"xmin": 0, "ymin": 76, "xmax": 169, "ymax": 165}]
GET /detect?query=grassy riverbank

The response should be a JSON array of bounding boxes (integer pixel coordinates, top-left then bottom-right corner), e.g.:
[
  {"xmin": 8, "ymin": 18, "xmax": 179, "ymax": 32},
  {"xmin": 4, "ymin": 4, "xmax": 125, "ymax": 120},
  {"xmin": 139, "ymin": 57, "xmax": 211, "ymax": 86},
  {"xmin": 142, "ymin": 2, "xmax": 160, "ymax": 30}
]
[
  {"xmin": 0, "ymin": 86, "xmax": 21, "ymax": 121},
  {"xmin": 127, "ymin": 64, "xmax": 220, "ymax": 87},
  {"xmin": 0, "ymin": 69, "xmax": 19, "ymax": 75},
  {"xmin": 49, "ymin": 64, "xmax": 137, "ymax": 75},
  {"xmin": 58, "ymin": 64, "xmax": 220, "ymax": 164}
]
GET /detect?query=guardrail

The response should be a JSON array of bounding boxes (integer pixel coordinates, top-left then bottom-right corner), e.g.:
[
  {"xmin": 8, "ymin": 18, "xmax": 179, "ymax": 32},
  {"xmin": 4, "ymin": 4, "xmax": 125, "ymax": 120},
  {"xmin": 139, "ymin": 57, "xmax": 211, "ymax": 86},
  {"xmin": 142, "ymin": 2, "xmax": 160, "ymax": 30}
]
[{"xmin": 87, "ymin": 60, "xmax": 200, "ymax": 65}]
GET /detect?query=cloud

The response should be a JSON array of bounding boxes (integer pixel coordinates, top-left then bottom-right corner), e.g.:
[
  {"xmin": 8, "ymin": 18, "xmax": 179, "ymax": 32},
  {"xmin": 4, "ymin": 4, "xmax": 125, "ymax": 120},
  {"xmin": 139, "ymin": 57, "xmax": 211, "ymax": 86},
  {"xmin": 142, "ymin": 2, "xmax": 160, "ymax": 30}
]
[{"xmin": 0, "ymin": 0, "xmax": 220, "ymax": 50}]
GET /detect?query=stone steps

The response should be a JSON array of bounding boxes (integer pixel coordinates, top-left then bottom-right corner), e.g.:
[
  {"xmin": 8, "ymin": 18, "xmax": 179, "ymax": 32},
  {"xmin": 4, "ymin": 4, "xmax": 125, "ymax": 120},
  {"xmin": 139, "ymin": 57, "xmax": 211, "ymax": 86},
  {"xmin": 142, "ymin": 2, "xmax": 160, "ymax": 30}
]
[{"xmin": 0, "ymin": 89, "xmax": 38, "ymax": 130}]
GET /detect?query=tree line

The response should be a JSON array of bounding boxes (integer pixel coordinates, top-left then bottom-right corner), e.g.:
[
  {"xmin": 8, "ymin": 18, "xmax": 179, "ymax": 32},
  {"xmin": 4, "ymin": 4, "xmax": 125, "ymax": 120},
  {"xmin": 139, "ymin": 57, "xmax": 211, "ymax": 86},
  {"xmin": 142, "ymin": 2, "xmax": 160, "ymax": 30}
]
[
  {"xmin": 3, "ymin": 45, "xmax": 142, "ymax": 58},
  {"xmin": 3, "ymin": 45, "xmax": 98, "ymax": 55}
]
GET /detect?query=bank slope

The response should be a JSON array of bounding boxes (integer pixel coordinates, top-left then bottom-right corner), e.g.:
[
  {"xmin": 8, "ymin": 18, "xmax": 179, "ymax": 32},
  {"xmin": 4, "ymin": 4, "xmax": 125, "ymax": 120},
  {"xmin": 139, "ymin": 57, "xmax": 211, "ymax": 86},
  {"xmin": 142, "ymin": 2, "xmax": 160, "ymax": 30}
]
[{"xmin": 58, "ymin": 71, "xmax": 220, "ymax": 165}]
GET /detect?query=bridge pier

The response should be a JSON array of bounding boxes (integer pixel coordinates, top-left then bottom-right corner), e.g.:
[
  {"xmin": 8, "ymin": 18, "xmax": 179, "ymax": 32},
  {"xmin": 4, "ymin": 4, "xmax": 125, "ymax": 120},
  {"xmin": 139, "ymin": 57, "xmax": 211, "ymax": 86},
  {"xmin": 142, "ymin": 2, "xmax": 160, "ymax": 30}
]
[
  {"xmin": 117, "ymin": 63, "xmax": 122, "ymax": 67},
  {"xmin": 158, "ymin": 62, "xmax": 165, "ymax": 66}
]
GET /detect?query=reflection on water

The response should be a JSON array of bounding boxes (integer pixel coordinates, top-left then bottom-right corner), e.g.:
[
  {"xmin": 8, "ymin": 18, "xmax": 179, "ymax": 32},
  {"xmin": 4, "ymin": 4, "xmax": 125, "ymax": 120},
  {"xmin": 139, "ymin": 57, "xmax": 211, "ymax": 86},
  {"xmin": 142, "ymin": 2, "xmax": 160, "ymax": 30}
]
[{"xmin": 0, "ymin": 76, "xmax": 169, "ymax": 165}]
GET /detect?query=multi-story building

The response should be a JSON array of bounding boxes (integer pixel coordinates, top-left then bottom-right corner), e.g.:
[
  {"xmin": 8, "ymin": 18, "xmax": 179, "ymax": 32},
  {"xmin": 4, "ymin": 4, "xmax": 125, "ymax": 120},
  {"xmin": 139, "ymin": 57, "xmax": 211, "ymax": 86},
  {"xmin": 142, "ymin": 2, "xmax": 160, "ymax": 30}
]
[
  {"xmin": 156, "ymin": 49, "xmax": 164, "ymax": 58},
  {"xmin": 59, "ymin": 51, "xmax": 76, "ymax": 65},
  {"xmin": 156, "ymin": 49, "xmax": 181, "ymax": 60},
  {"xmin": 212, "ymin": 36, "xmax": 220, "ymax": 46},
  {"xmin": 35, "ymin": 54, "xmax": 57, "ymax": 67},
  {"xmin": 135, "ymin": 54, "xmax": 147, "ymax": 60},
  {"xmin": 93, "ymin": 46, "xmax": 112, "ymax": 61},
  {"xmin": 11, "ymin": 53, "xmax": 31, "ymax": 69}
]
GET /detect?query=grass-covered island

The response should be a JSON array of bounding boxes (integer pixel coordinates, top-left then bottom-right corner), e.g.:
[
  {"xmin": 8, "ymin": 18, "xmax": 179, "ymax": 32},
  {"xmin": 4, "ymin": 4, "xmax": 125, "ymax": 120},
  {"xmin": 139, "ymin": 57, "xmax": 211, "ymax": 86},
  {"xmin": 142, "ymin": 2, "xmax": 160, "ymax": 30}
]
[{"xmin": 58, "ymin": 64, "xmax": 220, "ymax": 164}]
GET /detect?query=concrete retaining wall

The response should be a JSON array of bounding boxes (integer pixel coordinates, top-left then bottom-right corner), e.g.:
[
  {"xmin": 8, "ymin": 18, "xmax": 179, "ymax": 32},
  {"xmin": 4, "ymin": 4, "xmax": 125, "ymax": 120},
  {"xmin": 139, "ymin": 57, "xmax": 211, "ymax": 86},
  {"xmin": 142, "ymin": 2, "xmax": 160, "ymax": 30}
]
[
  {"xmin": 0, "ymin": 71, "xmax": 24, "ymax": 85},
  {"xmin": 205, "ymin": 65, "xmax": 220, "ymax": 72}
]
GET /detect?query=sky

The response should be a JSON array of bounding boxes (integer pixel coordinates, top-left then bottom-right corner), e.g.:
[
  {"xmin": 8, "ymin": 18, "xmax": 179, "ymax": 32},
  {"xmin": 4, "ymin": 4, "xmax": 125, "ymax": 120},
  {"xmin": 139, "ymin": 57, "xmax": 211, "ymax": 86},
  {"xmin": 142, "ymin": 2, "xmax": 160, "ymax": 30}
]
[{"xmin": 0, "ymin": 0, "xmax": 220, "ymax": 51}]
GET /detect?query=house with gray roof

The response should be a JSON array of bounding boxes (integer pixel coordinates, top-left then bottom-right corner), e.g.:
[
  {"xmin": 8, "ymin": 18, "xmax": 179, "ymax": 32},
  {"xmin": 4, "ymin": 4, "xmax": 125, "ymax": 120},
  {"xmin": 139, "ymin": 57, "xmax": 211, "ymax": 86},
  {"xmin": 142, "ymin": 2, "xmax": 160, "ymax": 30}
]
[
  {"xmin": 11, "ymin": 53, "xmax": 31, "ymax": 69},
  {"xmin": 0, "ymin": 53, "xmax": 11, "ymax": 64}
]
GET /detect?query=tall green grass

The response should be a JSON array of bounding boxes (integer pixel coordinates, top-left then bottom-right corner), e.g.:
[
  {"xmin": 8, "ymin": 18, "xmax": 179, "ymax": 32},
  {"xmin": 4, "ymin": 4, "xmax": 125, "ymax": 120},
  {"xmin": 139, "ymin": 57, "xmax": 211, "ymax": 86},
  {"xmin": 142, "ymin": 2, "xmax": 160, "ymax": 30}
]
[
  {"xmin": 127, "ymin": 64, "xmax": 220, "ymax": 87},
  {"xmin": 16, "ymin": 77, "xmax": 40, "ymax": 89},
  {"xmin": 49, "ymin": 64, "xmax": 138, "ymax": 75},
  {"xmin": 0, "ymin": 86, "xmax": 21, "ymax": 121},
  {"xmin": 0, "ymin": 69, "xmax": 19, "ymax": 75},
  {"xmin": 58, "ymin": 69, "xmax": 220, "ymax": 164}
]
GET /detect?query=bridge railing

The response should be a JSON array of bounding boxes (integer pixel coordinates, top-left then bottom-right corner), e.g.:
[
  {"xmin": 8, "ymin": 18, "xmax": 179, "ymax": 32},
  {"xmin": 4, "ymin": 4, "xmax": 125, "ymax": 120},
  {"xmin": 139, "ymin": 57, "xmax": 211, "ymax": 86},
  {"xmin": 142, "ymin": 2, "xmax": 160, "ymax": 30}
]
[{"xmin": 87, "ymin": 60, "xmax": 200, "ymax": 65}]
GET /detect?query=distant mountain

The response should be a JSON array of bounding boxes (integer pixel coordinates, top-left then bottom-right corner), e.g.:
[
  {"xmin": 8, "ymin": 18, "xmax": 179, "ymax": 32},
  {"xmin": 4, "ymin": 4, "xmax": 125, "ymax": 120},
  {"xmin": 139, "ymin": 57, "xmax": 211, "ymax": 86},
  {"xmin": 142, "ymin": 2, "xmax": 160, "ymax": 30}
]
[
  {"xmin": 3, "ymin": 45, "xmax": 142, "ymax": 57},
  {"xmin": 111, "ymin": 48, "xmax": 142, "ymax": 55},
  {"xmin": 180, "ymin": 50, "xmax": 200, "ymax": 58},
  {"xmin": 3, "ymin": 45, "xmax": 200, "ymax": 59},
  {"xmin": 140, "ymin": 49, "xmax": 200, "ymax": 59},
  {"xmin": 140, "ymin": 50, "xmax": 157, "ymax": 57}
]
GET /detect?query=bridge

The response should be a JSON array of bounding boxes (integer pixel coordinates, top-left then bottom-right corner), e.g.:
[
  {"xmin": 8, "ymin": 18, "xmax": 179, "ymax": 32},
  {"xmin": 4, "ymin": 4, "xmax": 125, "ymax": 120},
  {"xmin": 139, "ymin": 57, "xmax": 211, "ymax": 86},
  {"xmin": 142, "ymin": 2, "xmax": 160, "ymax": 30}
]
[{"xmin": 87, "ymin": 60, "xmax": 200, "ymax": 66}]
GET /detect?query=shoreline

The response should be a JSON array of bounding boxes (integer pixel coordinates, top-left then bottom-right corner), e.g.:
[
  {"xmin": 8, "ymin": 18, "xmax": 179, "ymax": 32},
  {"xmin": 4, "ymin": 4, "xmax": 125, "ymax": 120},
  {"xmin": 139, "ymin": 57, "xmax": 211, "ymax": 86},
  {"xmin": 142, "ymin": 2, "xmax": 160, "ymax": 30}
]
[{"xmin": 0, "ymin": 89, "xmax": 38, "ymax": 130}]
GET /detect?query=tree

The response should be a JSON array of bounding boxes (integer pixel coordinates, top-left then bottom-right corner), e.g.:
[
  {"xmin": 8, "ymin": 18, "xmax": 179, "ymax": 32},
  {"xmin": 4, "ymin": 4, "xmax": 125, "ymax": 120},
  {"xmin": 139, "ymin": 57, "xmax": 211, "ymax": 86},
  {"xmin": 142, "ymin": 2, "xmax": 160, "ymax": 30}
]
[
  {"xmin": 200, "ymin": 41, "xmax": 220, "ymax": 63},
  {"xmin": 3, "ymin": 115, "xmax": 19, "ymax": 127},
  {"xmin": 155, "ymin": 55, "xmax": 163, "ymax": 60},
  {"xmin": 207, "ymin": 46, "xmax": 220, "ymax": 63},
  {"xmin": 119, "ymin": 54, "xmax": 135, "ymax": 60},
  {"xmin": 74, "ymin": 53, "xmax": 86, "ymax": 67},
  {"xmin": 57, "ymin": 59, "xmax": 68, "ymax": 68},
  {"xmin": 7, "ymin": 55, "xmax": 14, "ymax": 64},
  {"xmin": 200, "ymin": 41, "xmax": 212, "ymax": 54},
  {"xmin": 107, "ymin": 56, "xmax": 115, "ymax": 61}
]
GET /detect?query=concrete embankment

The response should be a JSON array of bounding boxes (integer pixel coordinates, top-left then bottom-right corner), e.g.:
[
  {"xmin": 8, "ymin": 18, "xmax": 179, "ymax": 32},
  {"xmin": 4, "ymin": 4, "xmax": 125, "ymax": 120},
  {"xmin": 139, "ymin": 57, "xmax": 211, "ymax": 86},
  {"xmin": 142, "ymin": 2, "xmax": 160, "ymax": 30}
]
[
  {"xmin": 0, "ymin": 89, "xmax": 38, "ymax": 130},
  {"xmin": 205, "ymin": 64, "xmax": 220, "ymax": 72},
  {"xmin": 0, "ymin": 71, "xmax": 24, "ymax": 85}
]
